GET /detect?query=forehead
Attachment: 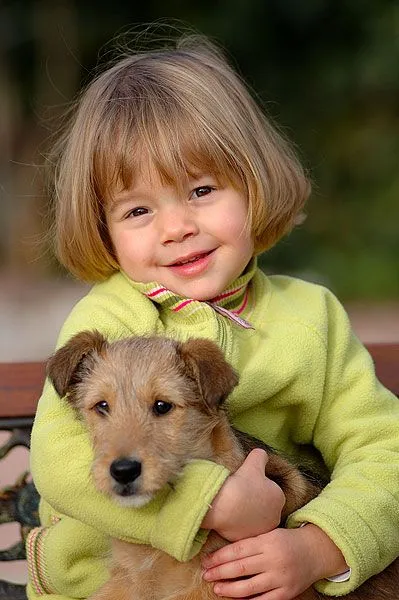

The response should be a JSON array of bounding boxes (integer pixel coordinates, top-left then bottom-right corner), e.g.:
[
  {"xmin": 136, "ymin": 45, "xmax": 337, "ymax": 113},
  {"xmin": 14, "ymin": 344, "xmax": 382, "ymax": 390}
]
[
  {"xmin": 127, "ymin": 151, "xmax": 203, "ymax": 188},
  {"xmin": 105, "ymin": 144, "xmax": 232, "ymax": 207},
  {"xmin": 92, "ymin": 102, "xmax": 242, "ymax": 207},
  {"xmin": 85, "ymin": 337, "xmax": 197, "ymax": 404}
]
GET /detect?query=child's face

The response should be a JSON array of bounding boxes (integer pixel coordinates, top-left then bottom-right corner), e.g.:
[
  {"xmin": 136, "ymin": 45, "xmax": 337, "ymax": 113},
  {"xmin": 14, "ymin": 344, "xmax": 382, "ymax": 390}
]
[{"xmin": 105, "ymin": 166, "xmax": 254, "ymax": 301}]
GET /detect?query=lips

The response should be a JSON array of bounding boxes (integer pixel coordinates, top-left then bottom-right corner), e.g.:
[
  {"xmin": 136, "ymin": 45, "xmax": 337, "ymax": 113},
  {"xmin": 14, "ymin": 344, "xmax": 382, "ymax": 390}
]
[
  {"xmin": 168, "ymin": 250, "xmax": 213, "ymax": 267},
  {"xmin": 165, "ymin": 249, "xmax": 216, "ymax": 278}
]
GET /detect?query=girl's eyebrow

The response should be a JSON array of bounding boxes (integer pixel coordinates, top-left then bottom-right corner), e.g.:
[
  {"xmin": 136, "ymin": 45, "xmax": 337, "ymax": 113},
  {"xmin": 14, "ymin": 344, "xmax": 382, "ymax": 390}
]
[
  {"xmin": 110, "ymin": 181, "xmax": 155, "ymax": 204},
  {"xmin": 188, "ymin": 172, "xmax": 210, "ymax": 182},
  {"xmin": 108, "ymin": 193, "xmax": 142, "ymax": 212}
]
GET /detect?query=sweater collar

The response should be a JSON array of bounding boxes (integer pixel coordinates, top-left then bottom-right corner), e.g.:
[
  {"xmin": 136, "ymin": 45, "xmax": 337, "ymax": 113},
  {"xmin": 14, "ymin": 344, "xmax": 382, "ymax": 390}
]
[{"xmin": 125, "ymin": 258, "xmax": 256, "ymax": 329}]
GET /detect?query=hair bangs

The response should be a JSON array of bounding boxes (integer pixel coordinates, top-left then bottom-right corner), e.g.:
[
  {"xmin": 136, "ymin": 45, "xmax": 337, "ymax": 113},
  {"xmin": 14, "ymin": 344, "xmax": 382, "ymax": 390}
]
[
  {"xmin": 90, "ymin": 101, "xmax": 137, "ymax": 204},
  {"xmin": 142, "ymin": 108, "xmax": 241, "ymax": 192},
  {"xmin": 93, "ymin": 83, "xmax": 246, "ymax": 203}
]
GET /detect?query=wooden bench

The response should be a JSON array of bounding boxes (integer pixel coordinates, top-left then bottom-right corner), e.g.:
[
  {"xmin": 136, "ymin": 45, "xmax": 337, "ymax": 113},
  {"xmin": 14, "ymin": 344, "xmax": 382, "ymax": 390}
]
[{"xmin": 0, "ymin": 345, "xmax": 398, "ymax": 599}]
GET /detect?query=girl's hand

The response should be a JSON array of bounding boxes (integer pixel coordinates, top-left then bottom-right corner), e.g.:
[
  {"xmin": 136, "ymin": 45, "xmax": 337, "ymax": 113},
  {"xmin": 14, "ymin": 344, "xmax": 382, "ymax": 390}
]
[
  {"xmin": 202, "ymin": 449, "xmax": 285, "ymax": 541},
  {"xmin": 202, "ymin": 524, "xmax": 348, "ymax": 600}
]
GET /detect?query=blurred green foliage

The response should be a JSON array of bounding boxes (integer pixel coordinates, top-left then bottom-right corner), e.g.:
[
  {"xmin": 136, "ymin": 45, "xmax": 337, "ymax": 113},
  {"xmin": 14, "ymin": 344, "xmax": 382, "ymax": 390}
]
[{"xmin": 1, "ymin": 0, "xmax": 398, "ymax": 299}]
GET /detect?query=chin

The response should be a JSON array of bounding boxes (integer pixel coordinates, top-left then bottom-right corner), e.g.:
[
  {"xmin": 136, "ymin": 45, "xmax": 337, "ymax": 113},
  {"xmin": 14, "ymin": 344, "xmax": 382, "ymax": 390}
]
[
  {"xmin": 180, "ymin": 283, "xmax": 225, "ymax": 302},
  {"xmin": 115, "ymin": 493, "xmax": 154, "ymax": 508}
]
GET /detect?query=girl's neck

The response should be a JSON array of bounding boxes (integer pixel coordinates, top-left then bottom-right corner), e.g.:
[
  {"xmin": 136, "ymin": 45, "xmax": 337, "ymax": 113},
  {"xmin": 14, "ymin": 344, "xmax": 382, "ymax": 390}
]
[{"xmin": 123, "ymin": 257, "xmax": 257, "ymax": 329}]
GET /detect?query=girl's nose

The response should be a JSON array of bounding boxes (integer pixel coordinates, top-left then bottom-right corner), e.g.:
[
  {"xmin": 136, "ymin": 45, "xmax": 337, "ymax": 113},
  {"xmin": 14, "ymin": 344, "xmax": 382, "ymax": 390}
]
[{"xmin": 160, "ymin": 206, "xmax": 199, "ymax": 245}]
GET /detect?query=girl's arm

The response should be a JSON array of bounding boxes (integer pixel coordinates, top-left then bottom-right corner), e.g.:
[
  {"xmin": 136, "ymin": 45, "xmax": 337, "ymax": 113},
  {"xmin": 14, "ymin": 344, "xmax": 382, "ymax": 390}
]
[
  {"xmin": 286, "ymin": 289, "xmax": 399, "ymax": 595},
  {"xmin": 30, "ymin": 286, "xmax": 229, "ymax": 563},
  {"xmin": 203, "ymin": 288, "xmax": 398, "ymax": 598}
]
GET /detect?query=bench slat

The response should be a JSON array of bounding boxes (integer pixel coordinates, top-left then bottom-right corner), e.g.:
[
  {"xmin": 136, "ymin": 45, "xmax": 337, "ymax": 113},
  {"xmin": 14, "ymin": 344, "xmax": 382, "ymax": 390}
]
[
  {"xmin": 0, "ymin": 362, "xmax": 46, "ymax": 418},
  {"xmin": 0, "ymin": 344, "xmax": 397, "ymax": 419},
  {"xmin": 367, "ymin": 343, "xmax": 399, "ymax": 396}
]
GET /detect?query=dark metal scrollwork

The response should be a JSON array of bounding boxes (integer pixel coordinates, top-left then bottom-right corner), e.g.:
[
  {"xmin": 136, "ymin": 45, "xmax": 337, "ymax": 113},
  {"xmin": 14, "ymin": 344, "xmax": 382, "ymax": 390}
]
[{"xmin": 0, "ymin": 423, "xmax": 37, "ymax": 600}]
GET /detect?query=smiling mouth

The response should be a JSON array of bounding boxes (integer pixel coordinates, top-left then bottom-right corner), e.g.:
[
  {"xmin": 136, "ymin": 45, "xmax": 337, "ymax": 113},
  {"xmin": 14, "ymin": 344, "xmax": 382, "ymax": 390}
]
[{"xmin": 170, "ymin": 251, "xmax": 213, "ymax": 267}]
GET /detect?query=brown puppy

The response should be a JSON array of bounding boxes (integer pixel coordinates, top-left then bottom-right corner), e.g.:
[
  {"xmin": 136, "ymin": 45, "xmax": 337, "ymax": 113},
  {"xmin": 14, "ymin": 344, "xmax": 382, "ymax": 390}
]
[{"xmin": 47, "ymin": 331, "xmax": 398, "ymax": 600}]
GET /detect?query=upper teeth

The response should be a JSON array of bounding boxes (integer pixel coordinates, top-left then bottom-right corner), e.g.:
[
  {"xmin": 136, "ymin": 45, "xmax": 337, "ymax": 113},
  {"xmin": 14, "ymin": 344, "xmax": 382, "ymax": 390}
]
[{"xmin": 176, "ymin": 255, "xmax": 202, "ymax": 265}]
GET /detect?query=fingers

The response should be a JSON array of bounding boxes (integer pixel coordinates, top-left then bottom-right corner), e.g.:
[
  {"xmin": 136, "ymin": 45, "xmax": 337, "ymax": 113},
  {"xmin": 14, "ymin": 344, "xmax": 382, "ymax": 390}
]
[
  {"xmin": 202, "ymin": 538, "xmax": 260, "ymax": 569},
  {"xmin": 203, "ymin": 553, "xmax": 264, "ymax": 582},
  {"xmin": 212, "ymin": 573, "xmax": 274, "ymax": 598}
]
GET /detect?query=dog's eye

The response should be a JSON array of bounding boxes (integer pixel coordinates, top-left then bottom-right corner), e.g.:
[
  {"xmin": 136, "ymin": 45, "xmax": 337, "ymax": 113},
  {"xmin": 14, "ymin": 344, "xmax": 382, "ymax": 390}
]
[
  {"xmin": 94, "ymin": 401, "xmax": 110, "ymax": 416},
  {"xmin": 153, "ymin": 400, "xmax": 173, "ymax": 416}
]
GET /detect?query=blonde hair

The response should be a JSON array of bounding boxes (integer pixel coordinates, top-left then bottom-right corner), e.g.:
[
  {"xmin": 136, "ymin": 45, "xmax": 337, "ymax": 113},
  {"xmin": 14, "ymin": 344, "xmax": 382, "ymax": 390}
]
[{"xmin": 51, "ymin": 34, "xmax": 311, "ymax": 282}]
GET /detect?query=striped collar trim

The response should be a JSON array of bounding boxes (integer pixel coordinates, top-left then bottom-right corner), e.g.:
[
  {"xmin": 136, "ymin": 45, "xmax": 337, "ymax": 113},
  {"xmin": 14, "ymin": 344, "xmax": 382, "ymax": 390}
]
[{"xmin": 130, "ymin": 258, "xmax": 256, "ymax": 328}]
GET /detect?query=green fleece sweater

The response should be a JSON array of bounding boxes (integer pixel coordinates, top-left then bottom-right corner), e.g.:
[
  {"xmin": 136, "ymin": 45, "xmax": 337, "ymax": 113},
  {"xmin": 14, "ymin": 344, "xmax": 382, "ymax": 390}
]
[{"xmin": 27, "ymin": 261, "xmax": 399, "ymax": 599}]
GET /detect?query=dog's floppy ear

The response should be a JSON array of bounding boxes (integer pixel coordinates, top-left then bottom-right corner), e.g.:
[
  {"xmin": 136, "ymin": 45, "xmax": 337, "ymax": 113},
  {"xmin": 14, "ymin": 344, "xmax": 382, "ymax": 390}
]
[
  {"xmin": 47, "ymin": 330, "xmax": 107, "ymax": 399},
  {"xmin": 178, "ymin": 338, "xmax": 239, "ymax": 411}
]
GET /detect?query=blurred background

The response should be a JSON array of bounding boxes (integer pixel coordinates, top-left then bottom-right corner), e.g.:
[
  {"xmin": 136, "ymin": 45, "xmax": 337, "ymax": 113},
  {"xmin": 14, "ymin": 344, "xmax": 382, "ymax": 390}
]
[{"xmin": 1, "ymin": 0, "xmax": 399, "ymax": 361}]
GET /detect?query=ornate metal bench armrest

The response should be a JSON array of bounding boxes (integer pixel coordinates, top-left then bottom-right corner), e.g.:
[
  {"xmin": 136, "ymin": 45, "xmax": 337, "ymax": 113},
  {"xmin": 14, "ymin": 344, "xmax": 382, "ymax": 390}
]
[{"xmin": 0, "ymin": 418, "xmax": 38, "ymax": 600}]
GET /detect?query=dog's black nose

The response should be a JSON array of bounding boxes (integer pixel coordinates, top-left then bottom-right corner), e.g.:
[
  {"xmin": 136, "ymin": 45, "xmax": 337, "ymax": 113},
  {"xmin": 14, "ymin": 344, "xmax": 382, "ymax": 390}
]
[{"xmin": 110, "ymin": 458, "xmax": 142, "ymax": 484}]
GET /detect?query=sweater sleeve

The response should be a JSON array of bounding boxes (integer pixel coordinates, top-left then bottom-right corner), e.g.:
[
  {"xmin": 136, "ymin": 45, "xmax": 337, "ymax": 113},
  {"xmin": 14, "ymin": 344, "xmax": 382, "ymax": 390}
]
[
  {"xmin": 287, "ymin": 289, "xmax": 399, "ymax": 596},
  {"xmin": 30, "ymin": 286, "xmax": 229, "ymax": 568}
]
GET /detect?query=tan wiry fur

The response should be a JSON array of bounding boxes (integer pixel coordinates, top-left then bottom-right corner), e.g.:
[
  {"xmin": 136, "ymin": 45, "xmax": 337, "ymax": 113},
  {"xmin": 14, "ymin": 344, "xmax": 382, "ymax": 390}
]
[{"xmin": 47, "ymin": 331, "xmax": 398, "ymax": 600}]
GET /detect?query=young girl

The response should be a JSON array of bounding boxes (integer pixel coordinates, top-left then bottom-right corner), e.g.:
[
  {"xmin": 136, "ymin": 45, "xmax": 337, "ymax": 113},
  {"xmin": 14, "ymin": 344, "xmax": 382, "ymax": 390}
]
[{"xmin": 27, "ymin": 34, "xmax": 399, "ymax": 600}]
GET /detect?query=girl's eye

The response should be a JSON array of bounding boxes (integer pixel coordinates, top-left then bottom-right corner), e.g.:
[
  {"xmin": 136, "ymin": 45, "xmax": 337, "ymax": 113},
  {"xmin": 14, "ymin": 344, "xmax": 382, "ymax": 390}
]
[
  {"xmin": 126, "ymin": 207, "xmax": 149, "ymax": 218},
  {"xmin": 192, "ymin": 186, "xmax": 214, "ymax": 199},
  {"xmin": 152, "ymin": 400, "xmax": 174, "ymax": 416},
  {"xmin": 94, "ymin": 401, "xmax": 110, "ymax": 416}
]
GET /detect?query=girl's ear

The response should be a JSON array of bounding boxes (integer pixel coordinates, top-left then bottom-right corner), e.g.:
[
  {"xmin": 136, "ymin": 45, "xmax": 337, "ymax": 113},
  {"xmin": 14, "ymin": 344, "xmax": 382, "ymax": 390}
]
[
  {"xmin": 178, "ymin": 338, "xmax": 239, "ymax": 412},
  {"xmin": 47, "ymin": 330, "xmax": 107, "ymax": 399}
]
